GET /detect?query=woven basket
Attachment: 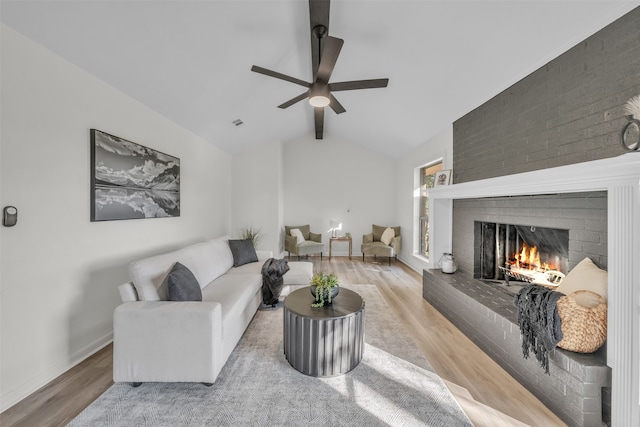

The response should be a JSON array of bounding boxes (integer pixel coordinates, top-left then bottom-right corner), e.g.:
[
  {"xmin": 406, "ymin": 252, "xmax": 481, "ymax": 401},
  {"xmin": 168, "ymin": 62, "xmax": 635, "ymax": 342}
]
[{"xmin": 557, "ymin": 290, "xmax": 607, "ymax": 353}]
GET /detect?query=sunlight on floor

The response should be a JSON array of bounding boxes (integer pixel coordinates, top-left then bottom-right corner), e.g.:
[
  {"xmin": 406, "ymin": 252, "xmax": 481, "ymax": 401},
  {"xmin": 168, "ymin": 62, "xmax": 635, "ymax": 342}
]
[{"xmin": 319, "ymin": 344, "xmax": 470, "ymax": 425}]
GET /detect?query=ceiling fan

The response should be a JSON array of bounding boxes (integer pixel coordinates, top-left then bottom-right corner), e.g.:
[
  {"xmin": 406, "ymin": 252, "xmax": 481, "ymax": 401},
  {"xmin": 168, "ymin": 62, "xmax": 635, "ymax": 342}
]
[{"xmin": 251, "ymin": 0, "xmax": 389, "ymax": 139}]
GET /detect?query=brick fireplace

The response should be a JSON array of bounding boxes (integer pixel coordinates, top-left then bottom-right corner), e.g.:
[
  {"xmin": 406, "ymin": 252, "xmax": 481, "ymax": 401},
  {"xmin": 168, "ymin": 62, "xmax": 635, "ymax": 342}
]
[
  {"xmin": 426, "ymin": 154, "xmax": 640, "ymax": 426},
  {"xmin": 460, "ymin": 192, "xmax": 606, "ymax": 277}
]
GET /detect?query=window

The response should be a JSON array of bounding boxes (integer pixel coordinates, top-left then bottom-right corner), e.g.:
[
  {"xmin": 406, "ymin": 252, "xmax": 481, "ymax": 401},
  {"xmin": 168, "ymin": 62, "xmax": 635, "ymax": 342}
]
[{"xmin": 417, "ymin": 161, "xmax": 442, "ymax": 258}]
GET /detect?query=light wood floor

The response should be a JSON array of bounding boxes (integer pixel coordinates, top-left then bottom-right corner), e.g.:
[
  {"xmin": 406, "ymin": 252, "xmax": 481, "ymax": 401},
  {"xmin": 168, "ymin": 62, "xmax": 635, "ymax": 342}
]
[{"xmin": 0, "ymin": 257, "xmax": 566, "ymax": 427}]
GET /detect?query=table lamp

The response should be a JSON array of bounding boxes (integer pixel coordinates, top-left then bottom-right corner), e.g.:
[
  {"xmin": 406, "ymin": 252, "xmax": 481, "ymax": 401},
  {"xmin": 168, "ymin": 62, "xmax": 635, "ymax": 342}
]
[{"xmin": 329, "ymin": 220, "xmax": 342, "ymax": 238}]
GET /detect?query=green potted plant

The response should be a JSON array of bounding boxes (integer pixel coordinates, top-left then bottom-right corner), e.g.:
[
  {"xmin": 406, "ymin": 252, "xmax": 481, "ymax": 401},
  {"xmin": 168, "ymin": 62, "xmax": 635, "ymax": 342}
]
[
  {"xmin": 239, "ymin": 224, "xmax": 263, "ymax": 249},
  {"xmin": 310, "ymin": 272, "xmax": 339, "ymax": 308}
]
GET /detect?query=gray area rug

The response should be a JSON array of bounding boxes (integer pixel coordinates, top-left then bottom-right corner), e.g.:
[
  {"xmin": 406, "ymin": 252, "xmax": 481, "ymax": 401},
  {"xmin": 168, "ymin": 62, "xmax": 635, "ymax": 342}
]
[{"xmin": 69, "ymin": 285, "xmax": 472, "ymax": 426}]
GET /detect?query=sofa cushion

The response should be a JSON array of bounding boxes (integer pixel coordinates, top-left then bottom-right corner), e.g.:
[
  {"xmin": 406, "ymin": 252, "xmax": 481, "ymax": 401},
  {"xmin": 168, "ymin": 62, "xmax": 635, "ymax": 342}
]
[
  {"xmin": 556, "ymin": 257, "xmax": 608, "ymax": 302},
  {"xmin": 203, "ymin": 237, "xmax": 235, "ymax": 281},
  {"xmin": 129, "ymin": 248, "xmax": 187, "ymax": 301},
  {"xmin": 165, "ymin": 262, "xmax": 202, "ymax": 301},
  {"xmin": 201, "ymin": 273, "xmax": 261, "ymax": 319},
  {"xmin": 281, "ymin": 261, "xmax": 313, "ymax": 285},
  {"xmin": 129, "ymin": 237, "xmax": 234, "ymax": 301},
  {"xmin": 200, "ymin": 273, "xmax": 262, "ymax": 362},
  {"xmin": 380, "ymin": 227, "xmax": 395, "ymax": 245},
  {"xmin": 228, "ymin": 239, "xmax": 259, "ymax": 267},
  {"xmin": 179, "ymin": 238, "xmax": 234, "ymax": 290}
]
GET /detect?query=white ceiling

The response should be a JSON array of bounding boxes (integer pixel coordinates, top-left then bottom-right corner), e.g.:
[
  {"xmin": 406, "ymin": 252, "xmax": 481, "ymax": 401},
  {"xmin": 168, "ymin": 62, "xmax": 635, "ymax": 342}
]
[{"xmin": 2, "ymin": 0, "xmax": 638, "ymax": 158}]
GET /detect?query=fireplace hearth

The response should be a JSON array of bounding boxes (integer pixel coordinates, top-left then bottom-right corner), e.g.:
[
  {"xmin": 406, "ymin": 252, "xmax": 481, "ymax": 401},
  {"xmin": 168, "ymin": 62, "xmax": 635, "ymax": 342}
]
[{"xmin": 423, "ymin": 270, "xmax": 610, "ymax": 426}]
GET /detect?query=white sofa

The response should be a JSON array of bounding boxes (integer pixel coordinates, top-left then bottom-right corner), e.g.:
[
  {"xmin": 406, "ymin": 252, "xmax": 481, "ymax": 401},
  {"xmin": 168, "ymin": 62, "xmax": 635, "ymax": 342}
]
[{"xmin": 113, "ymin": 236, "xmax": 312, "ymax": 385}]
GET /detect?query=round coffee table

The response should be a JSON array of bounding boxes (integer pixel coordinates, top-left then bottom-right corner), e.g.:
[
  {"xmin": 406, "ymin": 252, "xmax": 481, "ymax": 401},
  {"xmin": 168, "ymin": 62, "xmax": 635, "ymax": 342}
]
[{"xmin": 283, "ymin": 287, "xmax": 365, "ymax": 377}]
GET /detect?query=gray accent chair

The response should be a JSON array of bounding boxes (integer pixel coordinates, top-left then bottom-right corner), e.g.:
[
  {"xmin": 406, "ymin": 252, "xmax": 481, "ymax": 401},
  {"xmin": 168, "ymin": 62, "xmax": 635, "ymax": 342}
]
[
  {"xmin": 285, "ymin": 225, "xmax": 324, "ymax": 260},
  {"xmin": 361, "ymin": 224, "xmax": 401, "ymax": 265}
]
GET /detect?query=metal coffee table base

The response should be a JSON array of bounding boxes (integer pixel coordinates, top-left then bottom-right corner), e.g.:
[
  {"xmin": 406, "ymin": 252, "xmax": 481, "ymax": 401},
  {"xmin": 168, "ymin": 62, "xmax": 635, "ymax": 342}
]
[{"xmin": 283, "ymin": 288, "xmax": 365, "ymax": 377}]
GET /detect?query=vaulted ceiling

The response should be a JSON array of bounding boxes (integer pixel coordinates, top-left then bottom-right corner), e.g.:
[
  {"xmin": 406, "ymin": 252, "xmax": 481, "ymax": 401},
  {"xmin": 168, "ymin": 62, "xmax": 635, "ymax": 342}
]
[{"xmin": 2, "ymin": 1, "xmax": 638, "ymax": 158}]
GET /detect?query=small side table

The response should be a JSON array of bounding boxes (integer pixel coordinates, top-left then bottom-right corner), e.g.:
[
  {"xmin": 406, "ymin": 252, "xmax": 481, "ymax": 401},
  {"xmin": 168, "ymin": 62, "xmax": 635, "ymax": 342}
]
[{"xmin": 329, "ymin": 237, "xmax": 352, "ymax": 259}]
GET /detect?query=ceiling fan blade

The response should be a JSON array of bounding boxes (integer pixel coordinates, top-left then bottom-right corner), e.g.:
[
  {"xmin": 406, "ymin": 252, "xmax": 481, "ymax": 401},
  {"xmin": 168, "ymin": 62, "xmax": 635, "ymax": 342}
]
[
  {"xmin": 314, "ymin": 106, "xmax": 324, "ymax": 139},
  {"xmin": 251, "ymin": 65, "xmax": 310, "ymax": 88},
  {"xmin": 329, "ymin": 78, "xmax": 389, "ymax": 91},
  {"xmin": 278, "ymin": 92, "xmax": 309, "ymax": 109},
  {"xmin": 316, "ymin": 36, "xmax": 343, "ymax": 83},
  {"xmin": 309, "ymin": 0, "xmax": 330, "ymax": 80},
  {"xmin": 328, "ymin": 93, "xmax": 346, "ymax": 114}
]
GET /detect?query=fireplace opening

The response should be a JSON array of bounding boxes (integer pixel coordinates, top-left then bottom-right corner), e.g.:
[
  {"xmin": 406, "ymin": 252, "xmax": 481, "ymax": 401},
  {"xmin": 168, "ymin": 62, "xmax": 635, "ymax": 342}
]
[{"xmin": 474, "ymin": 221, "xmax": 569, "ymax": 286}]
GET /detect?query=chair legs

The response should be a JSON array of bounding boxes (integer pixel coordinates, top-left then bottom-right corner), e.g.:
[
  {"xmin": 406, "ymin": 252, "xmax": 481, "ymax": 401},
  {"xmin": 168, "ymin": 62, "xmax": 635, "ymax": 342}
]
[
  {"xmin": 361, "ymin": 253, "xmax": 395, "ymax": 266},
  {"xmin": 295, "ymin": 252, "xmax": 323, "ymax": 261}
]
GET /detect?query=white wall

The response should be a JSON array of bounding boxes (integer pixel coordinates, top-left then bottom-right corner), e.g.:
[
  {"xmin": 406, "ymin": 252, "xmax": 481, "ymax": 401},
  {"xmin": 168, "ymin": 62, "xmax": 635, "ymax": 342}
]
[
  {"xmin": 0, "ymin": 25, "xmax": 231, "ymax": 411},
  {"xmin": 395, "ymin": 125, "xmax": 453, "ymax": 273},
  {"xmin": 283, "ymin": 135, "xmax": 396, "ymax": 258},
  {"xmin": 0, "ymin": 18, "xmax": 456, "ymax": 413},
  {"xmin": 231, "ymin": 139, "xmax": 283, "ymax": 256}
]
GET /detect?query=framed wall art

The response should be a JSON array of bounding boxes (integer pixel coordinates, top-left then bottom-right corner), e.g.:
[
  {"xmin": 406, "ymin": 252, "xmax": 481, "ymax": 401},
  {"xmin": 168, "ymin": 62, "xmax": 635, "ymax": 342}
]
[
  {"xmin": 90, "ymin": 129, "xmax": 180, "ymax": 221},
  {"xmin": 434, "ymin": 169, "xmax": 452, "ymax": 186}
]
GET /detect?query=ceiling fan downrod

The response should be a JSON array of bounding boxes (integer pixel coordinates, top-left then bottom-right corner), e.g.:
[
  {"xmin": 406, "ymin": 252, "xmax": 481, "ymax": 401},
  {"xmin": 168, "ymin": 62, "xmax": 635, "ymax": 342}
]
[{"xmin": 312, "ymin": 25, "xmax": 327, "ymax": 77}]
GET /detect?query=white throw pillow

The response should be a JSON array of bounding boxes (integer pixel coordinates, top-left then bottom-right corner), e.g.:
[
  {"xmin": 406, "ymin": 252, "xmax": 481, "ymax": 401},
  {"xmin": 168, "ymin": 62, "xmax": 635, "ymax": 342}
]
[
  {"xmin": 380, "ymin": 227, "xmax": 395, "ymax": 246},
  {"xmin": 290, "ymin": 228, "xmax": 305, "ymax": 243},
  {"xmin": 555, "ymin": 257, "xmax": 608, "ymax": 302}
]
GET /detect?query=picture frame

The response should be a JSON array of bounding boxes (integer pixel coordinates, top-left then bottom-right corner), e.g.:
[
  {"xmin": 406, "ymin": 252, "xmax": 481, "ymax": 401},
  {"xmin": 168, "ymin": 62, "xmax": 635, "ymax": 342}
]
[
  {"xmin": 434, "ymin": 169, "xmax": 452, "ymax": 186},
  {"xmin": 90, "ymin": 129, "xmax": 180, "ymax": 221}
]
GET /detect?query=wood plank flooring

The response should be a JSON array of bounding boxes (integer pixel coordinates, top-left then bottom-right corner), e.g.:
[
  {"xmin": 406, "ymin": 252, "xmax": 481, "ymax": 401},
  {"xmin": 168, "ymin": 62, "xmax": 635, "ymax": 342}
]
[{"xmin": 0, "ymin": 257, "xmax": 566, "ymax": 427}]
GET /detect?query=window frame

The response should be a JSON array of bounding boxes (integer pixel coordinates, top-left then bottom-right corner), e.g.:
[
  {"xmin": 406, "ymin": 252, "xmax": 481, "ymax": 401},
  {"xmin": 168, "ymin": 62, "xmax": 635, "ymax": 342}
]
[{"xmin": 414, "ymin": 159, "xmax": 443, "ymax": 263}]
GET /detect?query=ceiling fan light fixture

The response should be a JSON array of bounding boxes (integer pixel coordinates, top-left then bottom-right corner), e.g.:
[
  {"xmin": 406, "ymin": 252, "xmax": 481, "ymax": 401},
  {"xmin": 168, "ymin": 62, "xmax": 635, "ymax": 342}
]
[
  {"xmin": 309, "ymin": 82, "xmax": 330, "ymax": 107},
  {"xmin": 309, "ymin": 95, "xmax": 330, "ymax": 107}
]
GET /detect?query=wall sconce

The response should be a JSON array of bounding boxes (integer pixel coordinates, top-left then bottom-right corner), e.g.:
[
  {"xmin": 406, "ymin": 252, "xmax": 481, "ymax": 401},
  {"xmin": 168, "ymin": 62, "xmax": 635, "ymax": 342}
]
[
  {"xmin": 329, "ymin": 220, "xmax": 342, "ymax": 238},
  {"xmin": 621, "ymin": 94, "xmax": 640, "ymax": 152}
]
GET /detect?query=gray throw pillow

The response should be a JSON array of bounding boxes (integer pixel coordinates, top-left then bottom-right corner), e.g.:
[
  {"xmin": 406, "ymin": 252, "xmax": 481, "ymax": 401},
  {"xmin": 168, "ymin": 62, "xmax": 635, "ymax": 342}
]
[
  {"xmin": 229, "ymin": 239, "xmax": 258, "ymax": 267},
  {"xmin": 165, "ymin": 262, "xmax": 202, "ymax": 301}
]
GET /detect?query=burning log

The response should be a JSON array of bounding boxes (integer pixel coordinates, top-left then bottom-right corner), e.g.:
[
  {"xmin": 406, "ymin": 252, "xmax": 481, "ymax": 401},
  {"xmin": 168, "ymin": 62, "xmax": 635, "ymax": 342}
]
[
  {"xmin": 500, "ymin": 264, "xmax": 565, "ymax": 287},
  {"xmin": 502, "ymin": 243, "xmax": 564, "ymax": 287}
]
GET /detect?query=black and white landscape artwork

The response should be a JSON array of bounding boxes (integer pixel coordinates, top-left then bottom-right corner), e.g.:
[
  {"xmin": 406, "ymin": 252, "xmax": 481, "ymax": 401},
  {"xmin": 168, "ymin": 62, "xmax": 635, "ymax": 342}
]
[{"xmin": 90, "ymin": 129, "xmax": 180, "ymax": 221}]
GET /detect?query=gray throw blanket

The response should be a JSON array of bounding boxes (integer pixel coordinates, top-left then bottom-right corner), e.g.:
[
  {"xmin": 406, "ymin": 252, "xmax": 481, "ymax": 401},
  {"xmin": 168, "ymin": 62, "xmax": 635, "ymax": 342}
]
[
  {"xmin": 514, "ymin": 285, "xmax": 565, "ymax": 374},
  {"xmin": 261, "ymin": 258, "xmax": 290, "ymax": 306}
]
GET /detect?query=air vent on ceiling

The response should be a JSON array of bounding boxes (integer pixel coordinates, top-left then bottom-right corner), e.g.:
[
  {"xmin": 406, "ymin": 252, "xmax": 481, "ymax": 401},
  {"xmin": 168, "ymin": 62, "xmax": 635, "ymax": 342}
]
[{"xmin": 232, "ymin": 119, "xmax": 244, "ymax": 127}]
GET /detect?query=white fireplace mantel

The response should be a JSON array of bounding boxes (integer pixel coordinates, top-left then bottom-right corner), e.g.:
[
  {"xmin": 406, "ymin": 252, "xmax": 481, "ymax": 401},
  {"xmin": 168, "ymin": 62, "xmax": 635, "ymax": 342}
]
[{"xmin": 428, "ymin": 153, "xmax": 640, "ymax": 426}]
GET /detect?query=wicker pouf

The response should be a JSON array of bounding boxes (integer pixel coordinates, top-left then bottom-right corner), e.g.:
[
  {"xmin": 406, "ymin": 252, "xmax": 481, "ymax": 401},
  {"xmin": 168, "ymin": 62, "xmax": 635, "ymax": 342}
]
[{"xmin": 557, "ymin": 290, "xmax": 607, "ymax": 353}]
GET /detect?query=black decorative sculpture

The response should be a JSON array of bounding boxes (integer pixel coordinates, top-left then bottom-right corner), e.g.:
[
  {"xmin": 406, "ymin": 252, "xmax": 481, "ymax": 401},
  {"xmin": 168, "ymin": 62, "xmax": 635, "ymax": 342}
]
[{"xmin": 261, "ymin": 258, "xmax": 290, "ymax": 306}]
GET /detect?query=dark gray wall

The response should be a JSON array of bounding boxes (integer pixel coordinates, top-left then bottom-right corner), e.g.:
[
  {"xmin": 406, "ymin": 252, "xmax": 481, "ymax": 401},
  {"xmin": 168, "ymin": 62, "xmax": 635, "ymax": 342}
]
[
  {"xmin": 453, "ymin": 192, "xmax": 607, "ymax": 275},
  {"xmin": 453, "ymin": 7, "xmax": 640, "ymax": 184}
]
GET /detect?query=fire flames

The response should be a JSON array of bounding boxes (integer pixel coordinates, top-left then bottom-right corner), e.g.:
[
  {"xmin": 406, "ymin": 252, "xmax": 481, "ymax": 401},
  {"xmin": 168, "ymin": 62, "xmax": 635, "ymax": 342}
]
[{"xmin": 510, "ymin": 243, "xmax": 557, "ymax": 272}]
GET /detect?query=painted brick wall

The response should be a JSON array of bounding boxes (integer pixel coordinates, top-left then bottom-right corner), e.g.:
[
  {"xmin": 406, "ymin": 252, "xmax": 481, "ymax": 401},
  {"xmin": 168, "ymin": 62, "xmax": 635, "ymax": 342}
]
[
  {"xmin": 452, "ymin": 7, "xmax": 640, "ymax": 184},
  {"xmin": 452, "ymin": 192, "xmax": 607, "ymax": 275}
]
